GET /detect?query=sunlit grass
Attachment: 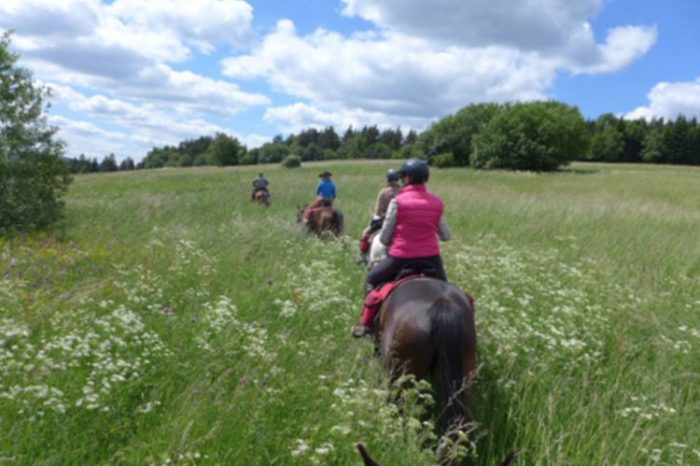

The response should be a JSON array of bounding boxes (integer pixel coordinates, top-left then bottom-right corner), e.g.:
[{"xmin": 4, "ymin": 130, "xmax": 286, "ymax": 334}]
[{"xmin": 1, "ymin": 161, "xmax": 699, "ymax": 465}]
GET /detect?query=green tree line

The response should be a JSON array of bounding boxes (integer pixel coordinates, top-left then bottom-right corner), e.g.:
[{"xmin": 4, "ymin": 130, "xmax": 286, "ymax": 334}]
[{"xmin": 65, "ymin": 104, "xmax": 700, "ymax": 175}]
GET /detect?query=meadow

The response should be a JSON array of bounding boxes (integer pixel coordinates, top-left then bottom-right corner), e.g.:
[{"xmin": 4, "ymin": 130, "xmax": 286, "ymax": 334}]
[{"xmin": 1, "ymin": 161, "xmax": 698, "ymax": 465}]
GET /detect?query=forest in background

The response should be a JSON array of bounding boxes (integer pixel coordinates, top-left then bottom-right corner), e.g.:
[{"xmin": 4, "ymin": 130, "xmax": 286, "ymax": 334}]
[{"xmin": 65, "ymin": 103, "xmax": 700, "ymax": 173}]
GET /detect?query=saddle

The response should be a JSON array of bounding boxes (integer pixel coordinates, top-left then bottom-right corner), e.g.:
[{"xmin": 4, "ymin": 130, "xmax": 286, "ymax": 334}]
[
  {"xmin": 362, "ymin": 271, "xmax": 433, "ymax": 329},
  {"xmin": 360, "ymin": 263, "xmax": 475, "ymax": 328}
]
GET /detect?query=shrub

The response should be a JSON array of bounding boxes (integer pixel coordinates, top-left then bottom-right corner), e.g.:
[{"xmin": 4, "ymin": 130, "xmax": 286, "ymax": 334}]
[
  {"xmin": 471, "ymin": 101, "xmax": 589, "ymax": 171},
  {"xmin": 281, "ymin": 154, "xmax": 302, "ymax": 168},
  {"xmin": 431, "ymin": 152, "xmax": 456, "ymax": 168},
  {"xmin": 417, "ymin": 103, "xmax": 502, "ymax": 166}
]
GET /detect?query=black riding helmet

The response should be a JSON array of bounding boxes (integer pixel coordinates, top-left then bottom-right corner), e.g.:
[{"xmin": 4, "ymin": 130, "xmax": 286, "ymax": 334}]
[
  {"xmin": 386, "ymin": 168, "xmax": 400, "ymax": 183},
  {"xmin": 398, "ymin": 158, "xmax": 429, "ymax": 183}
]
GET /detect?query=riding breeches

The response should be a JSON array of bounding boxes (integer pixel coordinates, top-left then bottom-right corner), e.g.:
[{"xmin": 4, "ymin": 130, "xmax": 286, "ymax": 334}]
[{"xmin": 366, "ymin": 255, "xmax": 446, "ymax": 288}]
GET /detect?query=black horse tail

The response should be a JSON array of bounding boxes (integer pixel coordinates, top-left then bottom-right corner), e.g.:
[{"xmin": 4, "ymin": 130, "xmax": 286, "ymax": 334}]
[
  {"xmin": 429, "ymin": 297, "xmax": 470, "ymax": 431},
  {"xmin": 333, "ymin": 210, "xmax": 344, "ymax": 235}
]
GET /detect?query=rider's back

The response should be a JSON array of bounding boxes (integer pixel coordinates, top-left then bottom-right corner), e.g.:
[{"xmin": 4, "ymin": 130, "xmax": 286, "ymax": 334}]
[{"xmin": 390, "ymin": 184, "xmax": 443, "ymax": 258}]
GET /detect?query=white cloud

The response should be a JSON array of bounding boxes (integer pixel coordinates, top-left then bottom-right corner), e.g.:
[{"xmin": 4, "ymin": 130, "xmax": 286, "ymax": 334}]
[
  {"xmin": 342, "ymin": 0, "xmax": 601, "ymax": 50},
  {"xmin": 47, "ymin": 114, "xmax": 139, "ymax": 159},
  {"xmin": 0, "ymin": 0, "xmax": 262, "ymax": 98},
  {"xmin": 0, "ymin": 0, "xmax": 254, "ymax": 62},
  {"xmin": 339, "ymin": 0, "xmax": 656, "ymax": 73},
  {"xmin": 0, "ymin": 0, "xmax": 101, "ymax": 38},
  {"xmin": 46, "ymin": 84, "xmax": 259, "ymax": 160},
  {"xmin": 224, "ymin": 20, "xmax": 556, "ymax": 121},
  {"xmin": 1, "ymin": 0, "xmax": 267, "ymax": 159},
  {"xmin": 626, "ymin": 79, "xmax": 700, "ymax": 121},
  {"xmin": 107, "ymin": 0, "xmax": 255, "ymax": 54},
  {"xmin": 263, "ymin": 102, "xmax": 432, "ymax": 134},
  {"xmin": 569, "ymin": 25, "xmax": 658, "ymax": 74},
  {"xmin": 222, "ymin": 0, "xmax": 655, "ymax": 130},
  {"xmin": 123, "ymin": 65, "xmax": 270, "ymax": 114}
]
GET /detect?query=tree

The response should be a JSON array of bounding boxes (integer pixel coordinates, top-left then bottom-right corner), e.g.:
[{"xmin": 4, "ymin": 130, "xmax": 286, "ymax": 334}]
[
  {"xmin": 404, "ymin": 129, "xmax": 418, "ymax": 145},
  {"xmin": 296, "ymin": 128, "xmax": 320, "ymax": 148},
  {"xmin": 471, "ymin": 101, "xmax": 589, "ymax": 171},
  {"xmin": 206, "ymin": 133, "xmax": 245, "ymax": 166},
  {"xmin": 99, "ymin": 153, "xmax": 118, "ymax": 172},
  {"xmin": 254, "ymin": 142, "xmax": 289, "ymax": 164},
  {"xmin": 318, "ymin": 126, "xmax": 341, "ymax": 151},
  {"xmin": 0, "ymin": 32, "xmax": 72, "ymax": 232},
  {"xmin": 589, "ymin": 116, "xmax": 624, "ymax": 161},
  {"xmin": 301, "ymin": 142, "xmax": 323, "ymax": 161},
  {"xmin": 688, "ymin": 119, "xmax": 700, "ymax": 165},
  {"xmin": 664, "ymin": 115, "xmax": 694, "ymax": 165},
  {"xmin": 178, "ymin": 136, "xmax": 212, "ymax": 158},
  {"xmin": 143, "ymin": 146, "xmax": 178, "ymax": 168},
  {"xmin": 641, "ymin": 128, "xmax": 665, "ymax": 163},
  {"xmin": 379, "ymin": 127, "xmax": 403, "ymax": 151},
  {"xmin": 620, "ymin": 118, "xmax": 647, "ymax": 162},
  {"xmin": 119, "ymin": 157, "xmax": 135, "ymax": 171},
  {"xmin": 417, "ymin": 103, "xmax": 502, "ymax": 166}
]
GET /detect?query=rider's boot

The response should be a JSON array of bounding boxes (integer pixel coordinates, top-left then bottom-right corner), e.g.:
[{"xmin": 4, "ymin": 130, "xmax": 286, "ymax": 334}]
[
  {"xmin": 351, "ymin": 284, "xmax": 376, "ymax": 338},
  {"xmin": 351, "ymin": 324, "xmax": 372, "ymax": 338}
]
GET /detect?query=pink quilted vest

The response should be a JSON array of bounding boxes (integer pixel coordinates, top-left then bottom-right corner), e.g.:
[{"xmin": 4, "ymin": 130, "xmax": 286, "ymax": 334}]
[{"xmin": 389, "ymin": 184, "xmax": 444, "ymax": 258}]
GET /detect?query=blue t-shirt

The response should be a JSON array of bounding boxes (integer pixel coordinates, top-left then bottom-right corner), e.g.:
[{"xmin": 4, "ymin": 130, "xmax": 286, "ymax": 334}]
[{"xmin": 316, "ymin": 179, "xmax": 336, "ymax": 199}]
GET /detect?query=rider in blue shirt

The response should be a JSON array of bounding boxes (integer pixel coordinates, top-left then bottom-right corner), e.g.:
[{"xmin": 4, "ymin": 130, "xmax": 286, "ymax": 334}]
[
  {"xmin": 316, "ymin": 171, "xmax": 336, "ymax": 201},
  {"xmin": 304, "ymin": 171, "xmax": 337, "ymax": 221}
]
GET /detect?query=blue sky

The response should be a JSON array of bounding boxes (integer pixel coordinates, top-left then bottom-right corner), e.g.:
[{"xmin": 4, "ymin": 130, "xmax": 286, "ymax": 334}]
[{"xmin": 1, "ymin": 0, "xmax": 698, "ymax": 162}]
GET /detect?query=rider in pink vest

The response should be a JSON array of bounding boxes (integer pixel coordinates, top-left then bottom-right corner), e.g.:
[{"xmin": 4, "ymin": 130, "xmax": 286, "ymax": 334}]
[{"xmin": 352, "ymin": 159, "xmax": 451, "ymax": 338}]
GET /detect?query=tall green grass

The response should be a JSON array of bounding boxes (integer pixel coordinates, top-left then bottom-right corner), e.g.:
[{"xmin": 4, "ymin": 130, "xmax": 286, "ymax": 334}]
[{"xmin": 1, "ymin": 161, "xmax": 698, "ymax": 465}]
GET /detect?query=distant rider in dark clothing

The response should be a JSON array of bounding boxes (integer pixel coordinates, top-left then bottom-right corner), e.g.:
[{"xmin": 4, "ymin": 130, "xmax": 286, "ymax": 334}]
[{"xmin": 251, "ymin": 173, "xmax": 269, "ymax": 200}]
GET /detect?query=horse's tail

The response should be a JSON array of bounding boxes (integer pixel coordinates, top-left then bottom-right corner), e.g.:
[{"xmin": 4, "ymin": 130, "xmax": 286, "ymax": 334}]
[
  {"xmin": 333, "ymin": 210, "xmax": 344, "ymax": 235},
  {"xmin": 429, "ymin": 297, "xmax": 471, "ymax": 431}
]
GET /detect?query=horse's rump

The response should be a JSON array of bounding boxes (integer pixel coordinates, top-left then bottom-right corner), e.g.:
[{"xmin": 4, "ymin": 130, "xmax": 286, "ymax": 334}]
[
  {"xmin": 378, "ymin": 278, "xmax": 477, "ymax": 427},
  {"xmin": 253, "ymin": 189, "xmax": 270, "ymax": 206},
  {"xmin": 298, "ymin": 204, "xmax": 343, "ymax": 236}
]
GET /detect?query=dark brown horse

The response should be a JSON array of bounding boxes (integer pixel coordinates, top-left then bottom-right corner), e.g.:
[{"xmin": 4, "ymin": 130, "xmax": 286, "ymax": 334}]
[
  {"xmin": 356, "ymin": 443, "xmax": 518, "ymax": 466},
  {"xmin": 359, "ymin": 277, "xmax": 518, "ymax": 466},
  {"xmin": 376, "ymin": 277, "xmax": 477, "ymax": 430},
  {"xmin": 253, "ymin": 190, "xmax": 270, "ymax": 207},
  {"xmin": 296, "ymin": 203, "xmax": 344, "ymax": 236}
]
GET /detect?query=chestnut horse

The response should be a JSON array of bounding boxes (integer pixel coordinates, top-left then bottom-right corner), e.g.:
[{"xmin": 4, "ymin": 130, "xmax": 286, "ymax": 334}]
[
  {"xmin": 375, "ymin": 276, "xmax": 477, "ymax": 431},
  {"xmin": 253, "ymin": 190, "xmax": 270, "ymax": 207},
  {"xmin": 296, "ymin": 204, "xmax": 344, "ymax": 236}
]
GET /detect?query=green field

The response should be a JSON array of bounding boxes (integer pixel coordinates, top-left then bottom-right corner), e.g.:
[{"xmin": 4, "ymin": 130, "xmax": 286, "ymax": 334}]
[{"xmin": 1, "ymin": 161, "xmax": 699, "ymax": 465}]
